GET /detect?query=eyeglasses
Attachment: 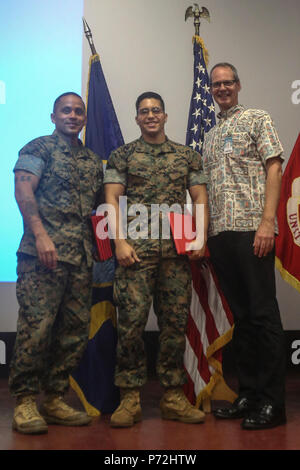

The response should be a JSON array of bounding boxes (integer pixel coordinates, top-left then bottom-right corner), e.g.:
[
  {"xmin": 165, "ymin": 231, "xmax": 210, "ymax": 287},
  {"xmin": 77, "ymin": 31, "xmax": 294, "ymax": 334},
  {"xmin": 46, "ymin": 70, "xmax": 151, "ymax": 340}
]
[
  {"xmin": 210, "ymin": 80, "xmax": 237, "ymax": 89},
  {"xmin": 138, "ymin": 107, "xmax": 163, "ymax": 116}
]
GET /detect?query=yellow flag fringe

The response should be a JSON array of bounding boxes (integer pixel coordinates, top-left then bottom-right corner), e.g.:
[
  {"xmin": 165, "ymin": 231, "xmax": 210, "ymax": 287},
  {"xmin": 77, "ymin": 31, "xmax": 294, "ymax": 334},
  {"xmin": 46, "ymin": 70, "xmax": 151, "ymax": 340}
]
[
  {"xmin": 193, "ymin": 36, "xmax": 209, "ymax": 67},
  {"xmin": 195, "ymin": 326, "xmax": 237, "ymax": 412},
  {"xmin": 276, "ymin": 256, "xmax": 300, "ymax": 294}
]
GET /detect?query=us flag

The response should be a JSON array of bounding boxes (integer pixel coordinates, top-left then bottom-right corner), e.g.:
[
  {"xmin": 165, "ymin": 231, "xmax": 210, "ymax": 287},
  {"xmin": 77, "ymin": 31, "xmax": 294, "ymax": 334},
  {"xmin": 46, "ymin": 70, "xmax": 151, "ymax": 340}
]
[
  {"xmin": 185, "ymin": 36, "xmax": 215, "ymax": 154},
  {"xmin": 183, "ymin": 36, "xmax": 236, "ymax": 411}
]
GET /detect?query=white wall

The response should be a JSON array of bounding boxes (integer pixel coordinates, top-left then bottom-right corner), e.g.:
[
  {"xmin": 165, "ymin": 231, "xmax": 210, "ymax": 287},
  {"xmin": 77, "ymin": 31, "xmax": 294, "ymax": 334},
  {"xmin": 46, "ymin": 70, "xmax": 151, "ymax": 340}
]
[
  {"xmin": 0, "ymin": 284, "xmax": 19, "ymax": 331},
  {"xmin": 82, "ymin": 0, "xmax": 300, "ymax": 330}
]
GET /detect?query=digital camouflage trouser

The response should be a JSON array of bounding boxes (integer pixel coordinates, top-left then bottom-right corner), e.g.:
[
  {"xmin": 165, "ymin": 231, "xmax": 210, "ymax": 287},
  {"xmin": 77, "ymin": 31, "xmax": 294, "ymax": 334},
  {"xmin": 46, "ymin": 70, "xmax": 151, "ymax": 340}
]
[
  {"xmin": 9, "ymin": 255, "xmax": 92, "ymax": 397},
  {"xmin": 113, "ymin": 255, "xmax": 192, "ymax": 388}
]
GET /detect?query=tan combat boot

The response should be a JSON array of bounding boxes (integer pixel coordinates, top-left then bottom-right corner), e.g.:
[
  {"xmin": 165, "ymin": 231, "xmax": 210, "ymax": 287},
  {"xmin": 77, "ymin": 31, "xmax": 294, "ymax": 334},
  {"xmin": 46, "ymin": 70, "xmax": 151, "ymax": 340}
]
[
  {"xmin": 40, "ymin": 395, "xmax": 92, "ymax": 426},
  {"xmin": 110, "ymin": 388, "xmax": 142, "ymax": 427},
  {"xmin": 160, "ymin": 387, "xmax": 205, "ymax": 424},
  {"xmin": 13, "ymin": 395, "xmax": 48, "ymax": 434}
]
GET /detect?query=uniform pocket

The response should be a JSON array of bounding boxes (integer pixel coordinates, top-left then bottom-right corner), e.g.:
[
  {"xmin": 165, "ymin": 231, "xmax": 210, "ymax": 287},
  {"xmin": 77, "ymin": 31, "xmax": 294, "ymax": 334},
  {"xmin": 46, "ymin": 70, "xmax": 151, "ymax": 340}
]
[
  {"xmin": 128, "ymin": 165, "xmax": 153, "ymax": 180},
  {"xmin": 17, "ymin": 255, "xmax": 36, "ymax": 275},
  {"xmin": 167, "ymin": 162, "xmax": 188, "ymax": 181}
]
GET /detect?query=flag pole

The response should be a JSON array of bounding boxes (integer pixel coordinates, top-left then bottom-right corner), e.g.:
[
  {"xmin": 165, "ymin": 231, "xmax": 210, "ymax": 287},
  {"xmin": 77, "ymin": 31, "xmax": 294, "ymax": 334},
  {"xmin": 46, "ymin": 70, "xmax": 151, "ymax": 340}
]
[
  {"xmin": 71, "ymin": 18, "xmax": 124, "ymax": 415},
  {"xmin": 183, "ymin": 5, "xmax": 237, "ymax": 412},
  {"xmin": 82, "ymin": 17, "xmax": 97, "ymax": 55}
]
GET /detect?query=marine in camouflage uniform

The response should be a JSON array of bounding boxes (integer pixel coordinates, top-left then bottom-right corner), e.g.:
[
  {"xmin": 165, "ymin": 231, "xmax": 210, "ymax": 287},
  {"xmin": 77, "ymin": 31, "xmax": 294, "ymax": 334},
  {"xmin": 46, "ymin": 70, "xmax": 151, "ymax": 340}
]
[
  {"xmin": 105, "ymin": 92, "xmax": 208, "ymax": 426},
  {"xmin": 106, "ymin": 137, "xmax": 205, "ymax": 387},
  {"xmin": 9, "ymin": 93, "xmax": 103, "ymax": 434}
]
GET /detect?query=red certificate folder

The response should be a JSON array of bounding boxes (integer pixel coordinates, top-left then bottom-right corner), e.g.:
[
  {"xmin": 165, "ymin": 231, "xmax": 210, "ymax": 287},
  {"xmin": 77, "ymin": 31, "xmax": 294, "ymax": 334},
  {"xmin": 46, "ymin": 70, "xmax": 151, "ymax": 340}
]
[
  {"xmin": 91, "ymin": 215, "xmax": 113, "ymax": 261},
  {"xmin": 168, "ymin": 212, "xmax": 196, "ymax": 255}
]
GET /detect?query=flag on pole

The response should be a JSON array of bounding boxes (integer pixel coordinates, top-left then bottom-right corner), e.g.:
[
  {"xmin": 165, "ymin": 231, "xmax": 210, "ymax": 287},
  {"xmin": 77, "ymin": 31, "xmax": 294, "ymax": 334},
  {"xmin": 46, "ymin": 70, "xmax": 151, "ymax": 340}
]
[
  {"xmin": 276, "ymin": 133, "xmax": 300, "ymax": 293},
  {"xmin": 70, "ymin": 53, "xmax": 124, "ymax": 415},
  {"xmin": 183, "ymin": 36, "xmax": 236, "ymax": 412},
  {"xmin": 83, "ymin": 54, "xmax": 124, "ymax": 172},
  {"xmin": 185, "ymin": 37, "xmax": 215, "ymax": 155}
]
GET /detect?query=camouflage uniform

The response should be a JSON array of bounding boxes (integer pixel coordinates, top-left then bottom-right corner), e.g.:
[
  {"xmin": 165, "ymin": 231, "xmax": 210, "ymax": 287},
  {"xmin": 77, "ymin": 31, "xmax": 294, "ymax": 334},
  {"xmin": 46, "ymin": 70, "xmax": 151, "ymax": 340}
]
[
  {"xmin": 9, "ymin": 131, "xmax": 103, "ymax": 397},
  {"xmin": 104, "ymin": 137, "xmax": 206, "ymax": 388}
]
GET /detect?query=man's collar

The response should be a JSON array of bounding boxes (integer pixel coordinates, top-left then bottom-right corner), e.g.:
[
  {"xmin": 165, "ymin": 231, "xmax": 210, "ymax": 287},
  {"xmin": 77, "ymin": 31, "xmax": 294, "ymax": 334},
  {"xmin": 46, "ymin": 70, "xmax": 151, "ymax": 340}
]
[
  {"xmin": 217, "ymin": 104, "xmax": 245, "ymax": 120},
  {"xmin": 136, "ymin": 136, "xmax": 175, "ymax": 154},
  {"xmin": 52, "ymin": 129, "xmax": 83, "ymax": 148}
]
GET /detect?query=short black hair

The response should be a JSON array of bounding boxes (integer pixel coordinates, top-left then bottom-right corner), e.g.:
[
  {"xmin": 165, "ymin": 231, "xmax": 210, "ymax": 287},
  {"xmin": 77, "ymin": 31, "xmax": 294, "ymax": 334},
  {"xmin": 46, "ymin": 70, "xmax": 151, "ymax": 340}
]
[
  {"xmin": 135, "ymin": 91, "xmax": 165, "ymax": 114},
  {"xmin": 53, "ymin": 92, "xmax": 85, "ymax": 113}
]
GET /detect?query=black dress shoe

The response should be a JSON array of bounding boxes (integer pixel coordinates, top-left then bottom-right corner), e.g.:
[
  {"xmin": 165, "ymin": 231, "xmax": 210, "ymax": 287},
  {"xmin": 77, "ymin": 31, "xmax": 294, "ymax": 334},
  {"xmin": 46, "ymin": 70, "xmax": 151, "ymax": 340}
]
[
  {"xmin": 213, "ymin": 397, "xmax": 254, "ymax": 420},
  {"xmin": 241, "ymin": 404, "xmax": 286, "ymax": 430}
]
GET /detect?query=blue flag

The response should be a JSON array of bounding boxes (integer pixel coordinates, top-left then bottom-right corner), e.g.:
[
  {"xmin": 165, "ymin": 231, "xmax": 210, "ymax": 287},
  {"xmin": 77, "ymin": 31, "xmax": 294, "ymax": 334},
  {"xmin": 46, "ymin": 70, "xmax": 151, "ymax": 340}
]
[
  {"xmin": 185, "ymin": 37, "xmax": 216, "ymax": 152},
  {"xmin": 85, "ymin": 54, "xmax": 124, "ymax": 166},
  {"xmin": 70, "ymin": 53, "xmax": 124, "ymax": 415}
]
